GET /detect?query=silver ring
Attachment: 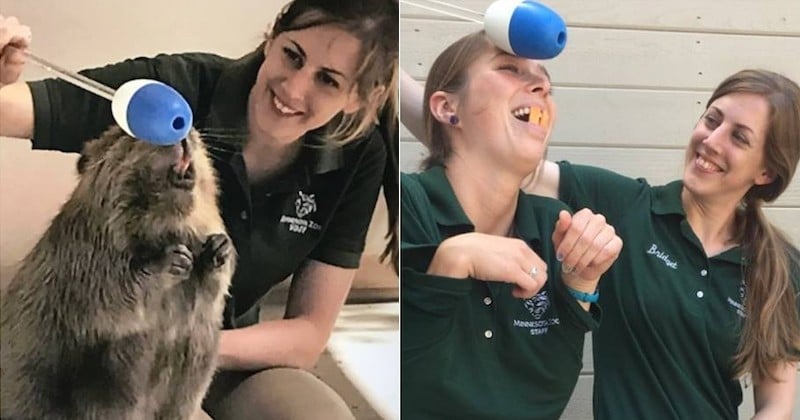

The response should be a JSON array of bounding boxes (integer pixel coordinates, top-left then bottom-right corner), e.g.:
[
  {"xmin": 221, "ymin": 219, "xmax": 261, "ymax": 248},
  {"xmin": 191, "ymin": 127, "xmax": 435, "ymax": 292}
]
[
  {"xmin": 529, "ymin": 266, "xmax": 539, "ymax": 278},
  {"xmin": 562, "ymin": 264, "xmax": 575, "ymax": 274}
]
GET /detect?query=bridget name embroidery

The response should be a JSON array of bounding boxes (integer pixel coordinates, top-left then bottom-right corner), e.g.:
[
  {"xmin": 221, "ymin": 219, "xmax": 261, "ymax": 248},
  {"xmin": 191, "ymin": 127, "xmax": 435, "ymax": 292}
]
[{"xmin": 647, "ymin": 243, "xmax": 678, "ymax": 269}]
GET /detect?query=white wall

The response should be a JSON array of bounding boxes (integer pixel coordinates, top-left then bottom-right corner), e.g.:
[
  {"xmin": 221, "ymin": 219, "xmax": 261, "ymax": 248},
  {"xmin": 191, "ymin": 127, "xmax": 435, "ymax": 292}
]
[{"xmin": 400, "ymin": 1, "xmax": 800, "ymax": 418}]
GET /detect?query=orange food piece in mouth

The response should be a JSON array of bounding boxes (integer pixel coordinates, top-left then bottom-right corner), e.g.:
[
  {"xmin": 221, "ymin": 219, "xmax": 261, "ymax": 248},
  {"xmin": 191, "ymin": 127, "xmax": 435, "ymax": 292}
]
[{"xmin": 528, "ymin": 107, "xmax": 549, "ymax": 128}]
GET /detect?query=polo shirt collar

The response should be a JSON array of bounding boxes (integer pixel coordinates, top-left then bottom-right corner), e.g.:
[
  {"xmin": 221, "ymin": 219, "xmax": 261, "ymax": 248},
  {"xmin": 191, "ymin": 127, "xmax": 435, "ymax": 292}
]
[
  {"xmin": 650, "ymin": 180, "xmax": 744, "ymax": 265},
  {"xmin": 202, "ymin": 45, "xmax": 345, "ymax": 192},
  {"xmin": 651, "ymin": 180, "xmax": 685, "ymax": 216},
  {"xmin": 418, "ymin": 166, "xmax": 473, "ymax": 233},
  {"xmin": 418, "ymin": 165, "xmax": 542, "ymax": 245},
  {"xmin": 514, "ymin": 193, "xmax": 544, "ymax": 246}
]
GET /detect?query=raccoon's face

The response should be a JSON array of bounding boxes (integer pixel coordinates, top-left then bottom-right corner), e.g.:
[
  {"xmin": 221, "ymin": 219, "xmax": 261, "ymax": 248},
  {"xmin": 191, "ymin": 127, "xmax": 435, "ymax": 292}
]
[{"xmin": 76, "ymin": 127, "xmax": 203, "ymax": 216}]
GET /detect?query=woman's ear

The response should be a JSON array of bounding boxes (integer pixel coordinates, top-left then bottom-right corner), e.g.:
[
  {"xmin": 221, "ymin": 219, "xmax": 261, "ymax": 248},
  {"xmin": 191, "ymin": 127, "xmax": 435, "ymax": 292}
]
[
  {"xmin": 344, "ymin": 80, "xmax": 391, "ymax": 115},
  {"xmin": 429, "ymin": 91, "xmax": 458, "ymax": 125},
  {"xmin": 343, "ymin": 89, "xmax": 364, "ymax": 115},
  {"xmin": 754, "ymin": 168, "xmax": 776, "ymax": 186}
]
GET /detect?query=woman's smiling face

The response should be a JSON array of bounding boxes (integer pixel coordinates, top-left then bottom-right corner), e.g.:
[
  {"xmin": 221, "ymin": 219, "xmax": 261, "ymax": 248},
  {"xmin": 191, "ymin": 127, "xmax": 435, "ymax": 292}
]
[
  {"xmin": 683, "ymin": 92, "xmax": 774, "ymax": 201},
  {"xmin": 451, "ymin": 48, "xmax": 556, "ymax": 173},
  {"xmin": 249, "ymin": 24, "xmax": 363, "ymax": 144}
]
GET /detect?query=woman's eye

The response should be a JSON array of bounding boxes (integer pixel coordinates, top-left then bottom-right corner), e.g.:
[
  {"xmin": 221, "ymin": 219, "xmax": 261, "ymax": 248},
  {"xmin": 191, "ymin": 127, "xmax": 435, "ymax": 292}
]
[
  {"xmin": 703, "ymin": 114, "xmax": 720, "ymax": 127},
  {"xmin": 283, "ymin": 47, "xmax": 303, "ymax": 68},
  {"xmin": 733, "ymin": 132, "xmax": 750, "ymax": 145},
  {"xmin": 537, "ymin": 86, "xmax": 554, "ymax": 96},
  {"xmin": 318, "ymin": 72, "xmax": 340, "ymax": 89},
  {"xmin": 499, "ymin": 64, "xmax": 520, "ymax": 74}
]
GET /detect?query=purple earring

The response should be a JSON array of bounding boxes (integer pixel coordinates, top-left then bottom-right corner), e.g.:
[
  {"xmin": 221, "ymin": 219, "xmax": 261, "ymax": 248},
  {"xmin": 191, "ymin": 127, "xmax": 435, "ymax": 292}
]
[{"xmin": 449, "ymin": 115, "xmax": 459, "ymax": 125}]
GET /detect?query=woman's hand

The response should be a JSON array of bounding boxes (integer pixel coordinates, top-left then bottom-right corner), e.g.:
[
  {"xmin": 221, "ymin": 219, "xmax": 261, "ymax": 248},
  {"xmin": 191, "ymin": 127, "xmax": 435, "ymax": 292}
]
[
  {"xmin": 551, "ymin": 209, "xmax": 622, "ymax": 290},
  {"xmin": 0, "ymin": 16, "xmax": 34, "ymax": 139},
  {"xmin": 428, "ymin": 232, "xmax": 548, "ymax": 299},
  {"xmin": 0, "ymin": 15, "xmax": 31, "ymax": 87}
]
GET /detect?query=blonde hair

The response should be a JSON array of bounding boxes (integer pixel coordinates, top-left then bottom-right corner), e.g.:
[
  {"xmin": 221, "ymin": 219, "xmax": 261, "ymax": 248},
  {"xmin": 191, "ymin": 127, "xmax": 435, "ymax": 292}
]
[{"xmin": 268, "ymin": 1, "xmax": 398, "ymax": 144}]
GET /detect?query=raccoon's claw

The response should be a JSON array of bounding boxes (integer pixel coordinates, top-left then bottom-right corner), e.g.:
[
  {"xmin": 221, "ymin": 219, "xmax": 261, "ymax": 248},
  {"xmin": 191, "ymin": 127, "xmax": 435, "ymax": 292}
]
[{"xmin": 202, "ymin": 234, "xmax": 233, "ymax": 269}]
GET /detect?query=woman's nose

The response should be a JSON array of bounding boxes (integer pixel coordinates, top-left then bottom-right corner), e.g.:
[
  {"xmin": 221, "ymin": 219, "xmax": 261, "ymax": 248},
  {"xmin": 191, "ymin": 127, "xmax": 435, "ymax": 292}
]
[
  {"xmin": 283, "ymin": 70, "xmax": 313, "ymax": 101},
  {"xmin": 529, "ymin": 79, "xmax": 551, "ymax": 96},
  {"xmin": 702, "ymin": 126, "xmax": 727, "ymax": 151}
]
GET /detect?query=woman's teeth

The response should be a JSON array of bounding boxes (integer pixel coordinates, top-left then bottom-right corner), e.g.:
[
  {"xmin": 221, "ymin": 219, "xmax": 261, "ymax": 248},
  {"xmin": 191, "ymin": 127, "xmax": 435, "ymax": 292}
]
[
  {"xmin": 273, "ymin": 94, "xmax": 300, "ymax": 115},
  {"xmin": 512, "ymin": 106, "xmax": 548, "ymax": 127},
  {"xmin": 697, "ymin": 155, "xmax": 722, "ymax": 172},
  {"xmin": 513, "ymin": 107, "xmax": 531, "ymax": 121}
]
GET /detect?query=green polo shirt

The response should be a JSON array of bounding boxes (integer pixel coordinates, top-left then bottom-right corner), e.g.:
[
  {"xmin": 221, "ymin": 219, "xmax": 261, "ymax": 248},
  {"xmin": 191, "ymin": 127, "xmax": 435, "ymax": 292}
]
[
  {"xmin": 27, "ymin": 49, "xmax": 389, "ymax": 327},
  {"xmin": 557, "ymin": 161, "xmax": 800, "ymax": 419},
  {"xmin": 401, "ymin": 166, "xmax": 601, "ymax": 420}
]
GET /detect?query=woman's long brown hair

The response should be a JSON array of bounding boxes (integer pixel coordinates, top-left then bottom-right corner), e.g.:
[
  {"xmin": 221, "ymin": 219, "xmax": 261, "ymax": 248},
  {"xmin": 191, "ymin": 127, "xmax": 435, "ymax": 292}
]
[{"xmin": 719, "ymin": 69, "xmax": 800, "ymax": 383}]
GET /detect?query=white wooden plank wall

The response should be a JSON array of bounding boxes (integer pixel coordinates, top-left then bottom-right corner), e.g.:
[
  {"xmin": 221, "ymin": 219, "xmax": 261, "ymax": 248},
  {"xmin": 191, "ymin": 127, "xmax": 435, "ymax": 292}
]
[{"xmin": 400, "ymin": 1, "xmax": 800, "ymax": 418}]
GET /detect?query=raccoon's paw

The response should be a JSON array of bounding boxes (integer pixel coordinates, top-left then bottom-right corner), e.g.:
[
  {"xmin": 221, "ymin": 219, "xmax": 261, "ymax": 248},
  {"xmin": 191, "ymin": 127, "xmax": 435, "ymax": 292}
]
[
  {"xmin": 166, "ymin": 244, "xmax": 194, "ymax": 277},
  {"xmin": 200, "ymin": 234, "xmax": 234, "ymax": 270},
  {"xmin": 133, "ymin": 243, "xmax": 193, "ymax": 281}
]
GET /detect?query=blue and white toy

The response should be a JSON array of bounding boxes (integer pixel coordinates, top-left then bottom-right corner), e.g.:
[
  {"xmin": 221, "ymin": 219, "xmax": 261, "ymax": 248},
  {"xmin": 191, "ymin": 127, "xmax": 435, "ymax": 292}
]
[
  {"xmin": 402, "ymin": 0, "xmax": 567, "ymax": 60},
  {"xmin": 483, "ymin": 0, "xmax": 567, "ymax": 59},
  {"xmin": 111, "ymin": 80, "xmax": 193, "ymax": 146},
  {"xmin": 26, "ymin": 52, "xmax": 192, "ymax": 146}
]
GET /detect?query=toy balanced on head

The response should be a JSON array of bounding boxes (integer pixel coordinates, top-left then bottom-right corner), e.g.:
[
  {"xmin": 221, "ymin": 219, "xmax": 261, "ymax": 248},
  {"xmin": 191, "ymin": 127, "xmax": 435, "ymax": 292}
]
[
  {"xmin": 26, "ymin": 52, "xmax": 192, "ymax": 146},
  {"xmin": 483, "ymin": 0, "xmax": 567, "ymax": 59},
  {"xmin": 403, "ymin": 0, "xmax": 567, "ymax": 59}
]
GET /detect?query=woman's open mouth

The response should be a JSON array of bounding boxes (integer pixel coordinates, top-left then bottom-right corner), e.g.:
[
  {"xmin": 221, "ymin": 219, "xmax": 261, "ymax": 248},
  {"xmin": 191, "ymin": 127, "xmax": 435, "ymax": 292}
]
[{"xmin": 512, "ymin": 106, "xmax": 549, "ymax": 128}]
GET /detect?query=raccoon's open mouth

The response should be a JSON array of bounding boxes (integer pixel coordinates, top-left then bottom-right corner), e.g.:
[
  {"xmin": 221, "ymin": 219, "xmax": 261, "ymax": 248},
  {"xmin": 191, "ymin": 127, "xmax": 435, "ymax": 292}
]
[
  {"xmin": 171, "ymin": 164, "xmax": 195, "ymax": 190},
  {"xmin": 170, "ymin": 139, "xmax": 195, "ymax": 190}
]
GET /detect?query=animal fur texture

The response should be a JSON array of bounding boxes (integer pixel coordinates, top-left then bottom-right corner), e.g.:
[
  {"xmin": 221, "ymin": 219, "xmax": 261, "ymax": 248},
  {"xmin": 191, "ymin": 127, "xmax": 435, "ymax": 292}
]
[{"xmin": 0, "ymin": 127, "xmax": 235, "ymax": 419}]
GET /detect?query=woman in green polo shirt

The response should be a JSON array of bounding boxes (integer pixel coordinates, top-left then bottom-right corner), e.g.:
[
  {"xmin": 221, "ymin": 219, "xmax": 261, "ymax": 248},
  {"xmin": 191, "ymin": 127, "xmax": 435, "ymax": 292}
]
[
  {"xmin": 403, "ymin": 61, "xmax": 800, "ymax": 418},
  {"xmin": 533, "ymin": 69, "xmax": 800, "ymax": 419},
  {"xmin": 0, "ymin": 1, "xmax": 397, "ymax": 419},
  {"xmin": 401, "ymin": 31, "xmax": 623, "ymax": 419}
]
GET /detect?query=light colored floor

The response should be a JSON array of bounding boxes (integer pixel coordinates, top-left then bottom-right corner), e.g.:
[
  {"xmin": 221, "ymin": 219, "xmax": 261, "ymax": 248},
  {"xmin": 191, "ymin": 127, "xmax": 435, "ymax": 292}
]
[
  {"xmin": 327, "ymin": 302, "xmax": 399, "ymax": 420},
  {"xmin": 260, "ymin": 285, "xmax": 399, "ymax": 420}
]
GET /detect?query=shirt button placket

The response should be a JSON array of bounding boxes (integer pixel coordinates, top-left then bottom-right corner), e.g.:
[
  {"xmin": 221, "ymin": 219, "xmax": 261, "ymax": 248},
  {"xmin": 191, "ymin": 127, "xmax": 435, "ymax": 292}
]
[
  {"xmin": 696, "ymin": 268, "xmax": 708, "ymax": 300},
  {"xmin": 482, "ymin": 294, "xmax": 494, "ymax": 340}
]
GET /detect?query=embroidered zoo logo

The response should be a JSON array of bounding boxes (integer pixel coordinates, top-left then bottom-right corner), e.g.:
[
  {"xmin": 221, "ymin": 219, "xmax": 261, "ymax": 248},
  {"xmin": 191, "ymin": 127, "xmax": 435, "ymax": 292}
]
[
  {"xmin": 280, "ymin": 191, "xmax": 322, "ymax": 234},
  {"xmin": 513, "ymin": 291, "xmax": 559, "ymax": 336},
  {"xmin": 524, "ymin": 291, "xmax": 550, "ymax": 320},
  {"xmin": 295, "ymin": 191, "xmax": 317, "ymax": 218}
]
